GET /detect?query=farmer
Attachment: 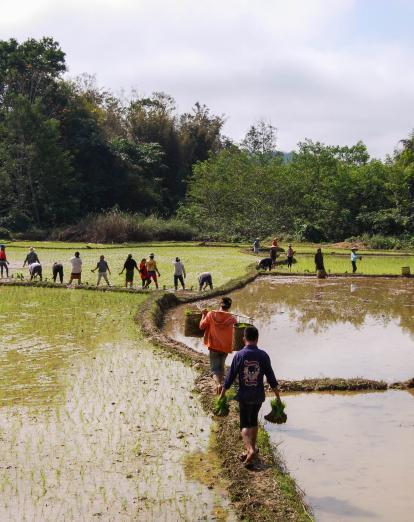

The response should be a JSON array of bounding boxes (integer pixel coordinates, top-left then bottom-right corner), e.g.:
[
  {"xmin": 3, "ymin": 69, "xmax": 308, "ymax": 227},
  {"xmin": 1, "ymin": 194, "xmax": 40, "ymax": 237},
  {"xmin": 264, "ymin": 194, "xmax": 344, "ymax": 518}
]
[
  {"xmin": 119, "ymin": 254, "xmax": 138, "ymax": 288},
  {"xmin": 351, "ymin": 247, "xmax": 359, "ymax": 274},
  {"xmin": 256, "ymin": 257, "xmax": 272, "ymax": 271},
  {"xmin": 173, "ymin": 257, "xmax": 186, "ymax": 291},
  {"xmin": 219, "ymin": 325, "xmax": 280, "ymax": 468},
  {"xmin": 91, "ymin": 255, "xmax": 111, "ymax": 286},
  {"xmin": 0, "ymin": 245, "xmax": 9, "ymax": 278},
  {"xmin": 139, "ymin": 258, "xmax": 150, "ymax": 288},
  {"xmin": 270, "ymin": 238, "xmax": 278, "ymax": 266},
  {"xmin": 286, "ymin": 244, "xmax": 294, "ymax": 269},
  {"xmin": 23, "ymin": 247, "xmax": 39, "ymax": 267},
  {"xmin": 52, "ymin": 262, "xmax": 64, "ymax": 283},
  {"xmin": 198, "ymin": 272, "xmax": 213, "ymax": 291},
  {"xmin": 146, "ymin": 253, "xmax": 161, "ymax": 289},
  {"xmin": 314, "ymin": 248, "xmax": 325, "ymax": 271},
  {"xmin": 200, "ymin": 297, "xmax": 237, "ymax": 393},
  {"xmin": 253, "ymin": 238, "xmax": 260, "ymax": 254},
  {"xmin": 29, "ymin": 261, "xmax": 42, "ymax": 281},
  {"xmin": 69, "ymin": 252, "xmax": 82, "ymax": 285}
]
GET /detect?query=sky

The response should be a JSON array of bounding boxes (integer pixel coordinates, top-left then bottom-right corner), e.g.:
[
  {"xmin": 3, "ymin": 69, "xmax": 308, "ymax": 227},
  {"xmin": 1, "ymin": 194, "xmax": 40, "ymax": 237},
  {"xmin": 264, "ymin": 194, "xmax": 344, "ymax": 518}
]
[{"xmin": 2, "ymin": 0, "xmax": 414, "ymax": 158}]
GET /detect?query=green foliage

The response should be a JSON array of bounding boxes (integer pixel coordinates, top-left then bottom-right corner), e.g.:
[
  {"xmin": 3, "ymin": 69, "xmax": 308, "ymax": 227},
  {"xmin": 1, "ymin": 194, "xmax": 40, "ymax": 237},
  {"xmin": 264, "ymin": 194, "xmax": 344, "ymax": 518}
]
[
  {"xmin": 0, "ymin": 38, "xmax": 226, "ymax": 231},
  {"xmin": 180, "ymin": 137, "xmax": 414, "ymax": 242},
  {"xmin": 51, "ymin": 210, "xmax": 197, "ymax": 243},
  {"xmin": 212, "ymin": 395, "xmax": 229, "ymax": 416}
]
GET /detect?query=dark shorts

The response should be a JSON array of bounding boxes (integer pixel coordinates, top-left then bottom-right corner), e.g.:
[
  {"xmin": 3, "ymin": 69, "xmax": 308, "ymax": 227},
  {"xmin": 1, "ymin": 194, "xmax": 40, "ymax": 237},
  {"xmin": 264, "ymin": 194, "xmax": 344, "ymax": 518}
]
[
  {"xmin": 71, "ymin": 273, "xmax": 81, "ymax": 279},
  {"xmin": 239, "ymin": 401, "xmax": 262, "ymax": 429},
  {"xmin": 209, "ymin": 350, "xmax": 227, "ymax": 376},
  {"xmin": 125, "ymin": 270, "xmax": 134, "ymax": 282},
  {"xmin": 200, "ymin": 274, "xmax": 212, "ymax": 287},
  {"xmin": 148, "ymin": 271, "xmax": 157, "ymax": 282}
]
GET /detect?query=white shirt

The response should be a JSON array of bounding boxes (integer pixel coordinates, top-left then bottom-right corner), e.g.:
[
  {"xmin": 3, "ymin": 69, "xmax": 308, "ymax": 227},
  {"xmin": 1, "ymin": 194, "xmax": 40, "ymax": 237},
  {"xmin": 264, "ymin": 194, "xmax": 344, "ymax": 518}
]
[
  {"xmin": 173, "ymin": 261, "xmax": 185, "ymax": 276},
  {"xmin": 70, "ymin": 256, "xmax": 82, "ymax": 273}
]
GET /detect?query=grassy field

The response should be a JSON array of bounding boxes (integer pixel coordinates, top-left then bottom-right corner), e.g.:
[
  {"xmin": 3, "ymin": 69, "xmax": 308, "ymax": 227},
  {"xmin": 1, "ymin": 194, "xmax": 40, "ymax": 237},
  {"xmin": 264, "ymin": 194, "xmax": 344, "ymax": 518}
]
[
  {"xmin": 273, "ymin": 252, "xmax": 414, "ymax": 275},
  {"xmin": 2, "ymin": 242, "xmax": 414, "ymax": 288},
  {"xmin": 4, "ymin": 244, "xmax": 255, "ymax": 289}
]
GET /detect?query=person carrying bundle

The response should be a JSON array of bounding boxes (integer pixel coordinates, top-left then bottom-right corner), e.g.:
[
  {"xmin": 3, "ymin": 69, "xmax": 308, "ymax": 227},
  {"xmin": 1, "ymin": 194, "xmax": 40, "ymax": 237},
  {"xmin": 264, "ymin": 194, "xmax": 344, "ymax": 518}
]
[
  {"xmin": 200, "ymin": 297, "xmax": 237, "ymax": 393},
  {"xmin": 219, "ymin": 325, "xmax": 280, "ymax": 469}
]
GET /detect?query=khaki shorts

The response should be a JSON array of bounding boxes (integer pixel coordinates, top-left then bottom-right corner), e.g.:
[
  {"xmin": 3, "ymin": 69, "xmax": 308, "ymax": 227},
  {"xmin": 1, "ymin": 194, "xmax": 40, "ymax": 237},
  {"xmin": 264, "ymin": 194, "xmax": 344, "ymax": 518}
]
[{"xmin": 209, "ymin": 350, "xmax": 228, "ymax": 376}]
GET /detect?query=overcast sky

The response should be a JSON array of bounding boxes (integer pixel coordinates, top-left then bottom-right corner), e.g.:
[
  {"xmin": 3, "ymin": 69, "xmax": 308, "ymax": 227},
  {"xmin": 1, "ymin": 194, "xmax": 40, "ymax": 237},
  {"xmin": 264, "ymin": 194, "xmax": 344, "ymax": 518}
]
[{"xmin": 2, "ymin": 0, "xmax": 414, "ymax": 157}]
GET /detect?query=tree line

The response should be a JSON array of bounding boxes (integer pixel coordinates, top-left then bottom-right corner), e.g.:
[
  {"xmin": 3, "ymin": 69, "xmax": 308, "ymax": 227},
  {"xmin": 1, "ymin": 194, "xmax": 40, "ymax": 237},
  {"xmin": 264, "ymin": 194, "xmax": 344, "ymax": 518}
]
[{"xmin": 1, "ymin": 37, "xmax": 414, "ymax": 243}]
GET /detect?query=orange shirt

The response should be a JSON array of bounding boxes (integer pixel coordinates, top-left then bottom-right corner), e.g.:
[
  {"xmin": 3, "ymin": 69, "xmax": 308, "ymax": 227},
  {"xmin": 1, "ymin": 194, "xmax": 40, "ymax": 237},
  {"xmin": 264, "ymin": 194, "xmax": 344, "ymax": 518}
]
[{"xmin": 199, "ymin": 310, "xmax": 237, "ymax": 353}]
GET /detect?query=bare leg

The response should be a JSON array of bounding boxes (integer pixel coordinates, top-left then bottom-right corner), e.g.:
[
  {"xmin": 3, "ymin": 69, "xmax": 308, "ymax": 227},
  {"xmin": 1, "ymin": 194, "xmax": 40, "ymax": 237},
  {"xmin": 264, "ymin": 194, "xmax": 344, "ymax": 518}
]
[{"xmin": 242, "ymin": 426, "xmax": 259, "ymax": 463}]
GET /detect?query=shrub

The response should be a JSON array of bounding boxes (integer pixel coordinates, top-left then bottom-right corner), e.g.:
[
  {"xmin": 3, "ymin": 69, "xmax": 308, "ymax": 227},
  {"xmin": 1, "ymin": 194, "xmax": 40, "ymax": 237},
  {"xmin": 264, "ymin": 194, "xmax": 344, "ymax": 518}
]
[{"xmin": 51, "ymin": 210, "xmax": 198, "ymax": 243}]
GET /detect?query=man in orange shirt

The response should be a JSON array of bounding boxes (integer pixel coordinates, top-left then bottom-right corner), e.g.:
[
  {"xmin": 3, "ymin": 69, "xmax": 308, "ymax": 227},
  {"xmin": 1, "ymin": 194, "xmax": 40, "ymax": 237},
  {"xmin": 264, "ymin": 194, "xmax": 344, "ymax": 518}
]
[{"xmin": 200, "ymin": 297, "xmax": 237, "ymax": 393}]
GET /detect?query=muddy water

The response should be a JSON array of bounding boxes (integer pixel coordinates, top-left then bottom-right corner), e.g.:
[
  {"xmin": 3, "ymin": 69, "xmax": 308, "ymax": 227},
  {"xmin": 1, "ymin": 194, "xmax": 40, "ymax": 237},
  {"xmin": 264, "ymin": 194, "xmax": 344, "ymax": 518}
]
[
  {"xmin": 164, "ymin": 277, "xmax": 414, "ymax": 382},
  {"xmin": 262, "ymin": 390, "xmax": 414, "ymax": 522},
  {"xmin": 0, "ymin": 286, "xmax": 236, "ymax": 521}
]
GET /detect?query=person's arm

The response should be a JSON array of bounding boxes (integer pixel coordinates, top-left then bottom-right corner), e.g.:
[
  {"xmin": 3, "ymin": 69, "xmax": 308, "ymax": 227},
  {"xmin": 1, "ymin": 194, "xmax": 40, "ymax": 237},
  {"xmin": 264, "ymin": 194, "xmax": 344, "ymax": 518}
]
[
  {"xmin": 91, "ymin": 263, "xmax": 97, "ymax": 273},
  {"xmin": 183, "ymin": 265, "xmax": 186, "ymax": 278},
  {"xmin": 156, "ymin": 262, "xmax": 161, "ymax": 276},
  {"xmin": 23, "ymin": 256, "xmax": 27, "ymax": 267},
  {"xmin": 107, "ymin": 263, "xmax": 111, "ymax": 275},
  {"xmin": 199, "ymin": 310, "xmax": 210, "ymax": 330},
  {"xmin": 220, "ymin": 355, "xmax": 239, "ymax": 398},
  {"xmin": 263, "ymin": 354, "xmax": 279, "ymax": 397}
]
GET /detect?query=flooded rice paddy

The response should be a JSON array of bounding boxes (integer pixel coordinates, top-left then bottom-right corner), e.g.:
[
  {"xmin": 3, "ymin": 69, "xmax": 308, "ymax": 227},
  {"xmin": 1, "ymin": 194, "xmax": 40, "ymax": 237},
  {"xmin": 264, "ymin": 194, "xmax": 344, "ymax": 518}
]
[
  {"xmin": 165, "ymin": 276, "xmax": 414, "ymax": 521},
  {"xmin": 164, "ymin": 277, "xmax": 414, "ymax": 382},
  {"xmin": 262, "ymin": 391, "xmax": 414, "ymax": 522},
  {"xmin": 0, "ymin": 286, "xmax": 235, "ymax": 521}
]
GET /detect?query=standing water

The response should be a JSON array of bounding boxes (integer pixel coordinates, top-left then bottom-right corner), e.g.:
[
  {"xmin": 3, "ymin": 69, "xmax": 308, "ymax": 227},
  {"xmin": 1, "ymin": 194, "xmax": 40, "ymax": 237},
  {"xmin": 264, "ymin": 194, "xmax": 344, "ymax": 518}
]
[
  {"xmin": 262, "ymin": 391, "xmax": 414, "ymax": 522},
  {"xmin": 164, "ymin": 277, "xmax": 414, "ymax": 382}
]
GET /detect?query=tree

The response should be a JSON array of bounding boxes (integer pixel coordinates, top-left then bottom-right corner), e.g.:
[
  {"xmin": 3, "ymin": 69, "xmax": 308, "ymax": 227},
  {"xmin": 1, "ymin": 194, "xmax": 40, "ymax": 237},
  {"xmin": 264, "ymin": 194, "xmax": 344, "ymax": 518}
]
[{"xmin": 241, "ymin": 119, "xmax": 278, "ymax": 157}]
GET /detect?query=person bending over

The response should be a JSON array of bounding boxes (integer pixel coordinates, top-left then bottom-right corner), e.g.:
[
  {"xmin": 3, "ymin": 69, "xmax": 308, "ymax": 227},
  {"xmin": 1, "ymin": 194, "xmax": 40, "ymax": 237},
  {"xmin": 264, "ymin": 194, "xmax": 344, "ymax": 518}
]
[
  {"xmin": 29, "ymin": 262, "xmax": 42, "ymax": 281},
  {"xmin": 198, "ymin": 272, "xmax": 213, "ymax": 291},
  {"xmin": 220, "ymin": 325, "xmax": 280, "ymax": 468},
  {"xmin": 52, "ymin": 262, "xmax": 64, "ymax": 283}
]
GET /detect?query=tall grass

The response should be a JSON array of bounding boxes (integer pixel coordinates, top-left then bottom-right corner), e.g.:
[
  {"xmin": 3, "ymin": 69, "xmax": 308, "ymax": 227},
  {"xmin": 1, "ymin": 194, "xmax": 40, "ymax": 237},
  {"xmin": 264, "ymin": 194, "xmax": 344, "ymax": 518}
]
[{"xmin": 51, "ymin": 210, "xmax": 198, "ymax": 243}]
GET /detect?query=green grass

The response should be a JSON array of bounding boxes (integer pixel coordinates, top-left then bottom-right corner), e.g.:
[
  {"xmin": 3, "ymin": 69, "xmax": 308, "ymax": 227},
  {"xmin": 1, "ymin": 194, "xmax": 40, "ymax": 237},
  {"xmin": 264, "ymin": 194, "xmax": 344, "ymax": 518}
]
[
  {"xmin": 274, "ymin": 254, "xmax": 414, "ymax": 275},
  {"xmin": 4, "ymin": 244, "xmax": 255, "ymax": 288}
]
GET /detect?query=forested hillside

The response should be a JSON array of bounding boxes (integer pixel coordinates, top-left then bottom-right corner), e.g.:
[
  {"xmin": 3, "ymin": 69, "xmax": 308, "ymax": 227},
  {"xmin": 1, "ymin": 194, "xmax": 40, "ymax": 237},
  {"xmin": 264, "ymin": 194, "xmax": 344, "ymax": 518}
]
[{"xmin": 1, "ymin": 37, "xmax": 414, "ymax": 243}]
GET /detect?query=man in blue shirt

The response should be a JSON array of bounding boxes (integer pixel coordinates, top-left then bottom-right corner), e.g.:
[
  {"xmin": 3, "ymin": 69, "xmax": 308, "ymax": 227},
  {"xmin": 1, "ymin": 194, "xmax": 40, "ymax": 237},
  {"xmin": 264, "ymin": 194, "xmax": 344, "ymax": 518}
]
[
  {"xmin": 351, "ymin": 248, "xmax": 359, "ymax": 273},
  {"xmin": 219, "ymin": 325, "xmax": 281, "ymax": 467}
]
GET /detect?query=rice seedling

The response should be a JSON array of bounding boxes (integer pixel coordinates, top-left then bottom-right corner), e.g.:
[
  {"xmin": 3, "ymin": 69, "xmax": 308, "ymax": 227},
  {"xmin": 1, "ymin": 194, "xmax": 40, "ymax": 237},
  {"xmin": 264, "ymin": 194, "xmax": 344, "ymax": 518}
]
[
  {"xmin": 0, "ymin": 286, "xmax": 235, "ymax": 520},
  {"xmin": 264, "ymin": 397, "xmax": 287, "ymax": 424}
]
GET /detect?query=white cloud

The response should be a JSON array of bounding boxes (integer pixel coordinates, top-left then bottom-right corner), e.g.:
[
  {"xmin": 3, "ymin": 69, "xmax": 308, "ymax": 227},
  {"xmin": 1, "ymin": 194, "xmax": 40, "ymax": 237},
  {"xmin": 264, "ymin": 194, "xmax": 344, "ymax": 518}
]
[{"xmin": 1, "ymin": 0, "xmax": 413, "ymax": 157}]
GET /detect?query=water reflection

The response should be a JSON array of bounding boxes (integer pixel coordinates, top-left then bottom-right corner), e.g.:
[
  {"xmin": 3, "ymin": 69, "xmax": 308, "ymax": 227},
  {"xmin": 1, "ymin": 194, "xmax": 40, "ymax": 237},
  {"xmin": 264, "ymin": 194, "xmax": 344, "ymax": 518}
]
[
  {"xmin": 164, "ymin": 277, "xmax": 414, "ymax": 381},
  {"xmin": 261, "ymin": 391, "xmax": 414, "ymax": 522}
]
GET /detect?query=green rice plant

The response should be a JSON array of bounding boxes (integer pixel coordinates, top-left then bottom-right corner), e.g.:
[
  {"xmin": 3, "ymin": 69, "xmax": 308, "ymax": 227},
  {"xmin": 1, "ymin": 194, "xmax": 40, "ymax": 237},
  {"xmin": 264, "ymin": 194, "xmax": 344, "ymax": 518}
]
[
  {"xmin": 212, "ymin": 395, "xmax": 229, "ymax": 416},
  {"xmin": 264, "ymin": 397, "xmax": 287, "ymax": 424}
]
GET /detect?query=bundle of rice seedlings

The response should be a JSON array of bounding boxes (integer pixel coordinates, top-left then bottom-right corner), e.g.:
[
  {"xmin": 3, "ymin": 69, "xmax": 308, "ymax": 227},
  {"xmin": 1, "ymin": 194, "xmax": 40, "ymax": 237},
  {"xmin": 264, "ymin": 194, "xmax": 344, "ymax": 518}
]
[
  {"xmin": 213, "ymin": 395, "xmax": 230, "ymax": 416},
  {"xmin": 264, "ymin": 397, "xmax": 287, "ymax": 424}
]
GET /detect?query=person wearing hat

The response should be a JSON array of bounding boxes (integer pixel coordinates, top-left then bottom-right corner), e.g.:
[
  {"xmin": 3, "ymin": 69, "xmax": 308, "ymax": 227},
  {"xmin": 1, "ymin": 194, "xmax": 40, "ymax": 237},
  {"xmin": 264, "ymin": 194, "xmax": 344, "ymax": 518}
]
[
  {"xmin": 146, "ymin": 253, "xmax": 161, "ymax": 289},
  {"xmin": 23, "ymin": 247, "xmax": 39, "ymax": 267},
  {"xmin": 351, "ymin": 247, "xmax": 360, "ymax": 273},
  {"xmin": 172, "ymin": 257, "xmax": 186, "ymax": 291},
  {"xmin": 286, "ymin": 244, "xmax": 295, "ymax": 269}
]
